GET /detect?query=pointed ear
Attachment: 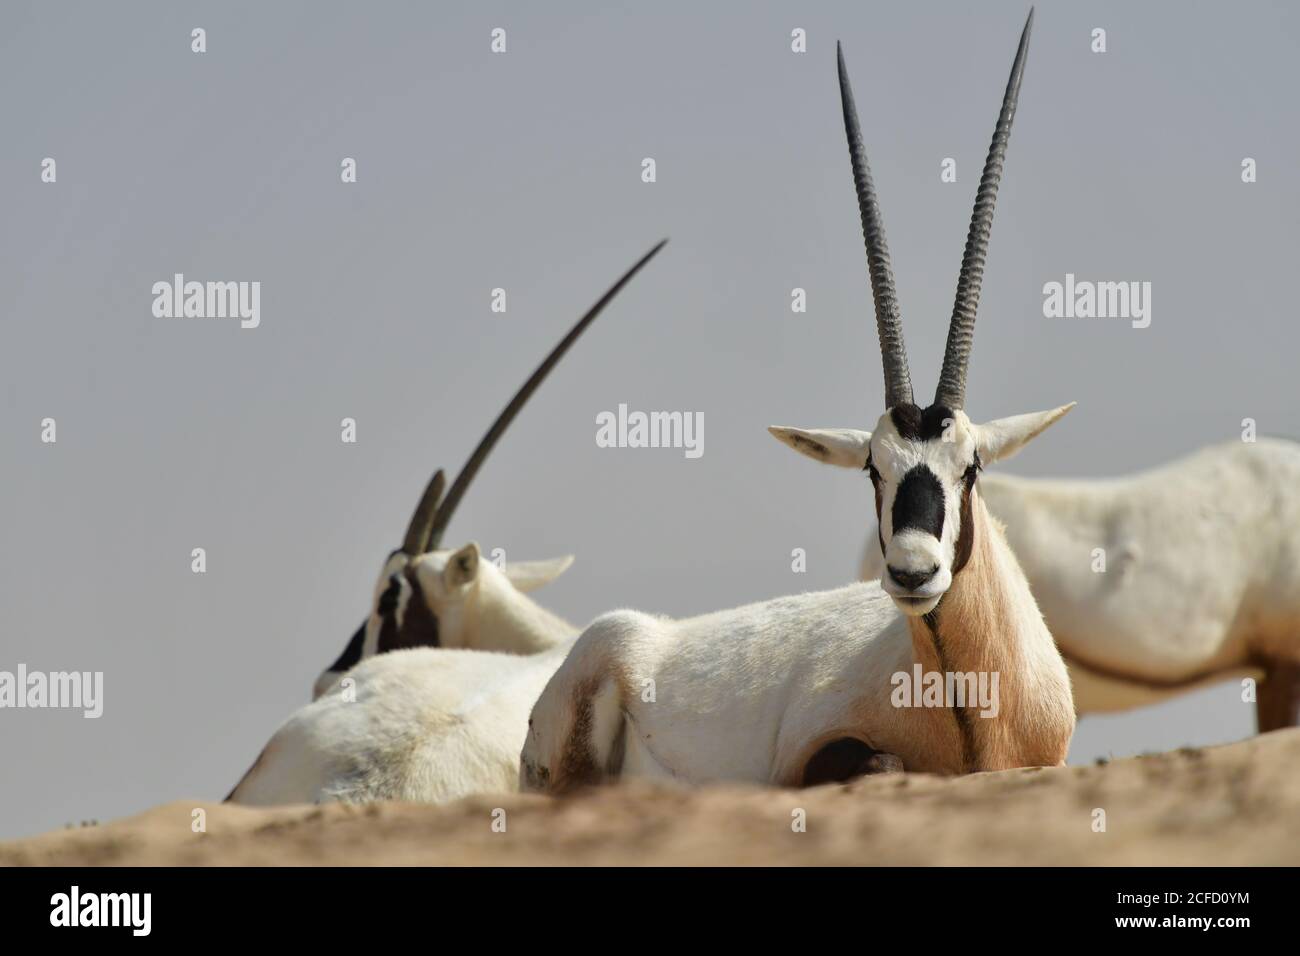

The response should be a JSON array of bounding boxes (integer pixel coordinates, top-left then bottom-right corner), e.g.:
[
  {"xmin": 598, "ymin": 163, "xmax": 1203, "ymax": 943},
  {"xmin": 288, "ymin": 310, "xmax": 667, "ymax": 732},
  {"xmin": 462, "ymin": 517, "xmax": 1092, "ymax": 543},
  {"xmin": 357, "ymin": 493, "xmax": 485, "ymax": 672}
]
[
  {"xmin": 768, "ymin": 426, "xmax": 872, "ymax": 469},
  {"xmin": 443, "ymin": 542, "xmax": 481, "ymax": 589},
  {"xmin": 973, "ymin": 403, "xmax": 1076, "ymax": 464},
  {"xmin": 503, "ymin": 555, "xmax": 575, "ymax": 593}
]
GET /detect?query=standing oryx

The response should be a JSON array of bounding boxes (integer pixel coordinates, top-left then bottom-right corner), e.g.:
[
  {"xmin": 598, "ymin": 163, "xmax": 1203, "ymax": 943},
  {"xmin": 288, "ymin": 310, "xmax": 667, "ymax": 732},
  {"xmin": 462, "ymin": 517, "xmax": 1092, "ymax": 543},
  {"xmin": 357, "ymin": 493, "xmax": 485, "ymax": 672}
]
[
  {"xmin": 311, "ymin": 241, "xmax": 667, "ymax": 700},
  {"xmin": 522, "ymin": 10, "xmax": 1077, "ymax": 793},
  {"xmin": 227, "ymin": 242, "xmax": 666, "ymax": 805},
  {"xmin": 860, "ymin": 439, "xmax": 1300, "ymax": 730}
]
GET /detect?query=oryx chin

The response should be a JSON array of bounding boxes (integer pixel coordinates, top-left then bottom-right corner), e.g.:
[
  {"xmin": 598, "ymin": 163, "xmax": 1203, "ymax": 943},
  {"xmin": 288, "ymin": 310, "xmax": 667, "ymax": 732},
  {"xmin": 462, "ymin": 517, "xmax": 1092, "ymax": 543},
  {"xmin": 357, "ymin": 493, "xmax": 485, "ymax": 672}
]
[
  {"xmin": 0, "ymin": 665, "xmax": 103, "ymax": 718},
  {"xmin": 152, "ymin": 273, "xmax": 261, "ymax": 329}
]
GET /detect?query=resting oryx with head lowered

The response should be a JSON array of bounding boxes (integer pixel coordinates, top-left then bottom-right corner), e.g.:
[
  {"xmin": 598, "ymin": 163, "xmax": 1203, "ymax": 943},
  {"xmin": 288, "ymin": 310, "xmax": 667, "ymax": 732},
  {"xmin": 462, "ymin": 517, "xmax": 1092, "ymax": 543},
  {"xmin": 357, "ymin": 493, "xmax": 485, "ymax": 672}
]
[
  {"xmin": 860, "ymin": 438, "xmax": 1300, "ymax": 731},
  {"xmin": 228, "ymin": 243, "xmax": 665, "ymax": 805},
  {"xmin": 309, "ymin": 241, "xmax": 666, "ymax": 701},
  {"xmin": 522, "ymin": 11, "xmax": 1076, "ymax": 792}
]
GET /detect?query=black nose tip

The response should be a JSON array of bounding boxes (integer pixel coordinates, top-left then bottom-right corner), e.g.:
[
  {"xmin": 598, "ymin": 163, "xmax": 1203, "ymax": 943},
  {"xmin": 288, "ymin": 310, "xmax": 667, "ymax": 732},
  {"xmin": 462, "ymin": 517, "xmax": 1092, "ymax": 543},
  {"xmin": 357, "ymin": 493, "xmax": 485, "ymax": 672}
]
[{"xmin": 887, "ymin": 565, "xmax": 938, "ymax": 592}]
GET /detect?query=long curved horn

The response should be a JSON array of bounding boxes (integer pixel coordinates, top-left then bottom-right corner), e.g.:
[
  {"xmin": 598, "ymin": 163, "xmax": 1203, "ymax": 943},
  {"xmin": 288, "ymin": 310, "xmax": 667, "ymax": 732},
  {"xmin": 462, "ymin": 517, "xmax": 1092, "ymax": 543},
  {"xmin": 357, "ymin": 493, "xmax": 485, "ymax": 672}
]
[
  {"xmin": 400, "ymin": 468, "xmax": 446, "ymax": 556},
  {"xmin": 935, "ymin": 8, "xmax": 1034, "ymax": 410},
  {"xmin": 425, "ymin": 239, "xmax": 668, "ymax": 551},
  {"xmin": 837, "ymin": 41, "xmax": 914, "ymax": 410}
]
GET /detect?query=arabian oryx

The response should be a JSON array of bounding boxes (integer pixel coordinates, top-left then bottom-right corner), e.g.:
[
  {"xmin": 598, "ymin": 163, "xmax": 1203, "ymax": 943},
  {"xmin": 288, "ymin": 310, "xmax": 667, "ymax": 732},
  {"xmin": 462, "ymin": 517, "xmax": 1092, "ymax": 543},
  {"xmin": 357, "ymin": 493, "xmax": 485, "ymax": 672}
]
[
  {"xmin": 860, "ymin": 439, "xmax": 1300, "ymax": 730},
  {"xmin": 521, "ymin": 11, "xmax": 1077, "ymax": 793},
  {"xmin": 227, "ymin": 242, "xmax": 665, "ymax": 805},
  {"xmin": 310, "ymin": 241, "xmax": 667, "ymax": 701}
]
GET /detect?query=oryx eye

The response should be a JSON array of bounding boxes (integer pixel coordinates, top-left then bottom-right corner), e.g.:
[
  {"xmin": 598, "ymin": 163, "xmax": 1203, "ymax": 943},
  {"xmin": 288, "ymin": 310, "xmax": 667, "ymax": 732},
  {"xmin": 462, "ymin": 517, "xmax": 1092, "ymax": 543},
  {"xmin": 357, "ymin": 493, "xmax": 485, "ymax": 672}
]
[{"xmin": 865, "ymin": 459, "xmax": 882, "ymax": 484}]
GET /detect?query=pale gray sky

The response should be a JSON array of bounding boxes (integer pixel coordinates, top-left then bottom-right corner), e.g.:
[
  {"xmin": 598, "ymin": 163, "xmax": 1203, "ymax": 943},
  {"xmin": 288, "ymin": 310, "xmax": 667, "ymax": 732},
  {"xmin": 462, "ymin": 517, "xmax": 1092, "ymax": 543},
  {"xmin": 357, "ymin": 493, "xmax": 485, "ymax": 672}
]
[{"xmin": 2, "ymin": 0, "xmax": 1296, "ymax": 838}]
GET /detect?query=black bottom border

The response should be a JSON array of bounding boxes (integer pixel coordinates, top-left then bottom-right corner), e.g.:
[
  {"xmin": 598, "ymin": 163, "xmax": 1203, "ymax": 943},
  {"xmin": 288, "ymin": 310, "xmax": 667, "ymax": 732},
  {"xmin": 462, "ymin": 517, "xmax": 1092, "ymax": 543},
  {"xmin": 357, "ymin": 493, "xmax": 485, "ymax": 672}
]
[{"xmin": 0, "ymin": 865, "xmax": 1283, "ymax": 940}]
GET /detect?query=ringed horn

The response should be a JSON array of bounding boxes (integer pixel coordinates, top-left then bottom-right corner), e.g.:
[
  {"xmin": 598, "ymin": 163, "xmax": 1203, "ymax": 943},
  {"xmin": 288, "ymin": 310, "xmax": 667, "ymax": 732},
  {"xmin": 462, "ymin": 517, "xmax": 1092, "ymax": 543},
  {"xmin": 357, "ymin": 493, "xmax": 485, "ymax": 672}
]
[
  {"xmin": 402, "ymin": 238, "xmax": 668, "ymax": 556},
  {"xmin": 838, "ymin": 9, "xmax": 1033, "ymax": 410}
]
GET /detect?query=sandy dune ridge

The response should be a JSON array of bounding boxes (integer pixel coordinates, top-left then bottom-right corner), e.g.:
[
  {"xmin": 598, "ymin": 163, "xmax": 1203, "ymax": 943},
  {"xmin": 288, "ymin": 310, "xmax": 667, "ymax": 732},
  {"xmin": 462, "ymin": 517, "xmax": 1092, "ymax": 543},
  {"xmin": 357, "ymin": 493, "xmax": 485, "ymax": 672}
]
[{"xmin": 3, "ymin": 729, "xmax": 1297, "ymax": 866}]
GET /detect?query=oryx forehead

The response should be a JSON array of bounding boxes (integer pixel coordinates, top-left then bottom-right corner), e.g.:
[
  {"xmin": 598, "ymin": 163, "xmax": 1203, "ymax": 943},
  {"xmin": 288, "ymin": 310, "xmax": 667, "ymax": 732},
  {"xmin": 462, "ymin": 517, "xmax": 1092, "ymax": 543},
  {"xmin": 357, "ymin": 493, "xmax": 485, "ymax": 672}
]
[
  {"xmin": 871, "ymin": 406, "xmax": 975, "ymax": 471},
  {"xmin": 378, "ymin": 551, "xmax": 435, "ymax": 598},
  {"xmin": 406, "ymin": 549, "xmax": 456, "ymax": 591}
]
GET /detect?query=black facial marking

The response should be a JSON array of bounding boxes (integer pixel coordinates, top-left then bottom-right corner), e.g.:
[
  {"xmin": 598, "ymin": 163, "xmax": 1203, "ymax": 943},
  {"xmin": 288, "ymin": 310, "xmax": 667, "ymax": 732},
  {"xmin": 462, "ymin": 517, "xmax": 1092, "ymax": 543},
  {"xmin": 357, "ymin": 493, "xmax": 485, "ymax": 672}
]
[
  {"xmin": 377, "ymin": 576, "xmax": 401, "ymax": 617},
  {"xmin": 867, "ymin": 457, "xmax": 886, "ymax": 555},
  {"xmin": 402, "ymin": 567, "xmax": 442, "ymax": 648},
  {"xmin": 891, "ymin": 465, "xmax": 945, "ymax": 538},
  {"xmin": 952, "ymin": 462, "xmax": 978, "ymax": 577},
  {"xmin": 324, "ymin": 622, "xmax": 366, "ymax": 677},
  {"xmin": 374, "ymin": 576, "xmax": 403, "ymax": 653},
  {"xmin": 375, "ymin": 569, "xmax": 441, "ymax": 653},
  {"xmin": 889, "ymin": 403, "xmax": 957, "ymax": 442},
  {"xmin": 883, "ymin": 404, "xmax": 982, "ymax": 570}
]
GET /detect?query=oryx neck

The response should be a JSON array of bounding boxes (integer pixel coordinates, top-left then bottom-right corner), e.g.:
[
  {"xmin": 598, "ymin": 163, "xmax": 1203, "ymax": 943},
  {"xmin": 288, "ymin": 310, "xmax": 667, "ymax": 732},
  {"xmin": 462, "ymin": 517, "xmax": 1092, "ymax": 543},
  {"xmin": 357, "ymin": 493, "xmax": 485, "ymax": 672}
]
[{"xmin": 474, "ymin": 574, "xmax": 575, "ymax": 653}]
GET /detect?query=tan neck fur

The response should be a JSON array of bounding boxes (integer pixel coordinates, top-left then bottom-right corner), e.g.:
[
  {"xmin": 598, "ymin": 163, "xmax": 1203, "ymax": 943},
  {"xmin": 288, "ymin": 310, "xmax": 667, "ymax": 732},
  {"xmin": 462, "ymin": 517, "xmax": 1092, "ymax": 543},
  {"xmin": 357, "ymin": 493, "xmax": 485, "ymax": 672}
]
[{"xmin": 907, "ymin": 491, "xmax": 1074, "ymax": 771}]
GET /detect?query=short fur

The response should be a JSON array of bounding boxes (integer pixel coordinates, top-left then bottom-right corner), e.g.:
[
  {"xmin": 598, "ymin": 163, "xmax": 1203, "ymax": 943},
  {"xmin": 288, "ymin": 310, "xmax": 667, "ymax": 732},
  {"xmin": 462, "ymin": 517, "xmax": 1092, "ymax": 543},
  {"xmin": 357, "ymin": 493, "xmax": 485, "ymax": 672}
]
[
  {"xmin": 229, "ymin": 555, "xmax": 577, "ymax": 804},
  {"xmin": 862, "ymin": 438, "xmax": 1300, "ymax": 727},
  {"xmin": 521, "ymin": 411, "xmax": 1077, "ymax": 792}
]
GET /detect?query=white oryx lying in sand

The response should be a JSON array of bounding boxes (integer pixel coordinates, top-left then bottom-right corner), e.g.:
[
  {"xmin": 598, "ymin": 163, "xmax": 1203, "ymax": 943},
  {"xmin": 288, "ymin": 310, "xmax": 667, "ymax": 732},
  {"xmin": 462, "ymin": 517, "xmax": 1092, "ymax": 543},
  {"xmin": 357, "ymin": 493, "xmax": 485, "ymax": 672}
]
[
  {"xmin": 521, "ymin": 12, "xmax": 1077, "ymax": 793},
  {"xmin": 227, "ymin": 242, "xmax": 665, "ymax": 805},
  {"xmin": 230, "ymin": 603, "xmax": 578, "ymax": 805},
  {"xmin": 860, "ymin": 439, "xmax": 1300, "ymax": 729}
]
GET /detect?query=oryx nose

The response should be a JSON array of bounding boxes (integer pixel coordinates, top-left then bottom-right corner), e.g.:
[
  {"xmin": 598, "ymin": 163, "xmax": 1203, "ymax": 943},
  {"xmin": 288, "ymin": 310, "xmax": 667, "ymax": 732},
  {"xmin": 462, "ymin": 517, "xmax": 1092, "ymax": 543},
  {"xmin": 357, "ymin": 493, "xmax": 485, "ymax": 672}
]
[{"xmin": 888, "ymin": 566, "xmax": 938, "ymax": 592}]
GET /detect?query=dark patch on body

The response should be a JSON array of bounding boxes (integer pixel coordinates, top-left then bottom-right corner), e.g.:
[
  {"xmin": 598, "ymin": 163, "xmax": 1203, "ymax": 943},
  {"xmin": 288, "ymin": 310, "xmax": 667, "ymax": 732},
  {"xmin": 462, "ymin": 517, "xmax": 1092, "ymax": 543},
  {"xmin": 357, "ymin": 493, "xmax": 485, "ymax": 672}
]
[
  {"xmin": 801, "ymin": 737, "xmax": 904, "ymax": 786},
  {"xmin": 555, "ymin": 678, "xmax": 606, "ymax": 793},
  {"xmin": 921, "ymin": 610, "xmax": 978, "ymax": 773},
  {"xmin": 606, "ymin": 717, "xmax": 627, "ymax": 778},
  {"xmin": 1052, "ymin": 649, "xmax": 1300, "ymax": 731}
]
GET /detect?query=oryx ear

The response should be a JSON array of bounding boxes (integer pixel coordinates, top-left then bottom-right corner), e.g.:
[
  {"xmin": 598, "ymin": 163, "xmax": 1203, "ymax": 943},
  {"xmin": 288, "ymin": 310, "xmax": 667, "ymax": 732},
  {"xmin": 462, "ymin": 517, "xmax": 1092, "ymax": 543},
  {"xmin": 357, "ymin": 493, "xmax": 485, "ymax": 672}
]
[
  {"xmin": 444, "ymin": 542, "xmax": 481, "ymax": 589},
  {"xmin": 973, "ymin": 403, "xmax": 1076, "ymax": 464},
  {"xmin": 503, "ymin": 556, "xmax": 575, "ymax": 593},
  {"xmin": 768, "ymin": 426, "xmax": 872, "ymax": 469}
]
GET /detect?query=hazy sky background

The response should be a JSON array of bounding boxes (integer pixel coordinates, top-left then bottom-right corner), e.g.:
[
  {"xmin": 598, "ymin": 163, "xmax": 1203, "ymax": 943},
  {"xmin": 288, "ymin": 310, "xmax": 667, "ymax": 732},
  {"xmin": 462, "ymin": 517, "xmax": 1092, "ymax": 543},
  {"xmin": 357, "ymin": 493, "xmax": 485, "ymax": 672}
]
[{"xmin": 2, "ymin": 1, "xmax": 1296, "ymax": 838}]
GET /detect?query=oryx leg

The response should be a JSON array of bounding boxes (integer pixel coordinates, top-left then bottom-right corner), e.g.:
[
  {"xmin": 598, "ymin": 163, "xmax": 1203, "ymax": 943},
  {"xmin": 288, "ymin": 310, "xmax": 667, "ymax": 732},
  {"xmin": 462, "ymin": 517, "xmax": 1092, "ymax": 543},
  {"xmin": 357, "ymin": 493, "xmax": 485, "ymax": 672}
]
[
  {"xmin": 1256, "ymin": 659, "xmax": 1300, "ymax": 733},
  {"xmin": 801, "ymin": 737, "xmax": 903, "ymax": 787}
]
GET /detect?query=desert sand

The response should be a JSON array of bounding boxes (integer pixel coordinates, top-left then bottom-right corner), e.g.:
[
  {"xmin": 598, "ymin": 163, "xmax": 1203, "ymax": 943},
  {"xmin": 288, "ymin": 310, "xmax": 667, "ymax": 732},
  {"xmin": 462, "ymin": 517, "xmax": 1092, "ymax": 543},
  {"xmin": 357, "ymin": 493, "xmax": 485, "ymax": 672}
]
[{"xmin": 3, "ymin": 729, "xmax": 1297, "ymax": 866}]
